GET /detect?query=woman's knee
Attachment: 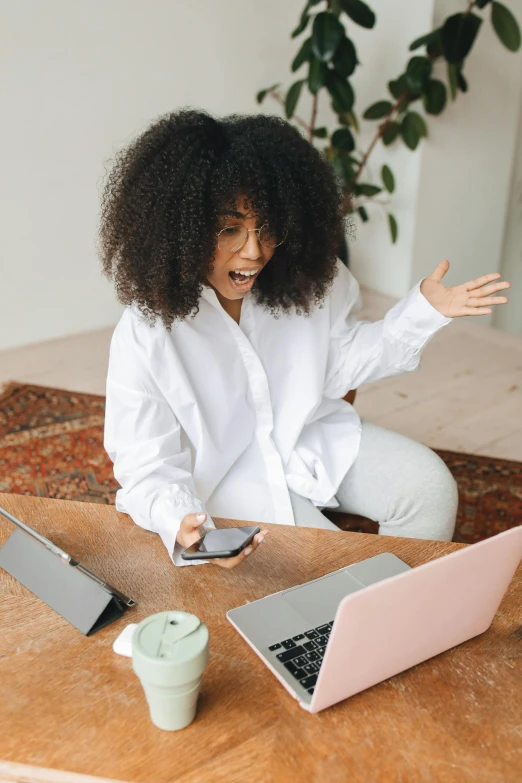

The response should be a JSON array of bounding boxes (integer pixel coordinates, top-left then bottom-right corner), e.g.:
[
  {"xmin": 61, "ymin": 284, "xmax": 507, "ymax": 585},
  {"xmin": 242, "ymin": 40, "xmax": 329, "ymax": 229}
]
[
  {"xmin": 420, "ymin": 449, "xmax": 459, "ymax": 510},
  {"xmin": 400, "ymin": 447, "xmax": 459, "ymax": 541},
  {"xmin": 338, "ymin": 421, "xmax": 459, "ymax": 541}
]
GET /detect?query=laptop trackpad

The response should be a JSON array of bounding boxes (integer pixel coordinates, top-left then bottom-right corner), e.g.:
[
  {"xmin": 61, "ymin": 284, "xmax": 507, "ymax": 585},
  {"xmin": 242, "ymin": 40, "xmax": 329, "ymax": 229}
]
[{"xmin": 282, "ymin": 571, "xmax": 364, "ymax": 627}]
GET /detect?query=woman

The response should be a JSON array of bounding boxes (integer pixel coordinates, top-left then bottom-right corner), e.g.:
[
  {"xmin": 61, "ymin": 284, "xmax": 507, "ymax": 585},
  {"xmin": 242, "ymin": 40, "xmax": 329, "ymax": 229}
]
[{"xmin": 100, "ymin": 109, "xmax": 510, "ymax": 569}]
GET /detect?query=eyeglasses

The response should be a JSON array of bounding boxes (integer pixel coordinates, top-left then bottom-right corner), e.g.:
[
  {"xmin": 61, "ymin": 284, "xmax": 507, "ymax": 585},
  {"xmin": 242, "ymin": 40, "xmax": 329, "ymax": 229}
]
[{"xmin": 216, "ymin": 224, "xmax": 287, "ymax": 253}]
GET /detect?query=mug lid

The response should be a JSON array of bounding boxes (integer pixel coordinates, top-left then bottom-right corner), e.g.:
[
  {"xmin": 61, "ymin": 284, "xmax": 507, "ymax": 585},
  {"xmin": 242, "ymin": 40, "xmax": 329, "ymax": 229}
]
[{"xmin": 134, "ymin": 611, "xmax": 205, "ymax": 660}]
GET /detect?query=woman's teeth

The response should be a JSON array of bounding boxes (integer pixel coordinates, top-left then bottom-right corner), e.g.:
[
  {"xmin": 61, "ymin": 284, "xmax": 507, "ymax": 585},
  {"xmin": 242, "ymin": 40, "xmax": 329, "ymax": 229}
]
[{"xmin": 229, "ymin": 270, "xmax": 258, "ymax": 286}]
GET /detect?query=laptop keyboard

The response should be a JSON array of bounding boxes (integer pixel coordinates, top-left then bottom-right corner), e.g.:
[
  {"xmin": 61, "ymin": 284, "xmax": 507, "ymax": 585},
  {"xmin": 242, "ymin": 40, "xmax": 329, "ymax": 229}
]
[{"xmin": 267, "ymin": 621, "xmax": 333, "ymax": 696}]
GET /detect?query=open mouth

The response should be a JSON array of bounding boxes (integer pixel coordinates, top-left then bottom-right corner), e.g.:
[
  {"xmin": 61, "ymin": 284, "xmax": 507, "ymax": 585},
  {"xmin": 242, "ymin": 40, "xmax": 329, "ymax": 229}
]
[{"xmin": 228, "ymin": 269, "xmax": 260, "ymax": 291}]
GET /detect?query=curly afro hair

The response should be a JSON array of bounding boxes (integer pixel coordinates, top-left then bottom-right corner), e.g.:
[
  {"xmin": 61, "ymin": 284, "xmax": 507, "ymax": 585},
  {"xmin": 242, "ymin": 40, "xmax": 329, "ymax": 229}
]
[{"xmin": 99, "ymin": 108, "xmax": 346, "ymax": 329}]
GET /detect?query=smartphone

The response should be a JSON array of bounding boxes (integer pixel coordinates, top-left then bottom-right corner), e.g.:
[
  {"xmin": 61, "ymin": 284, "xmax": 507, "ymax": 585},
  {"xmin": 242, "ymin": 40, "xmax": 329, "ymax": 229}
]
[{"xmin": 180, "ymin": 525, "xmax": 261, "ymax": 560}]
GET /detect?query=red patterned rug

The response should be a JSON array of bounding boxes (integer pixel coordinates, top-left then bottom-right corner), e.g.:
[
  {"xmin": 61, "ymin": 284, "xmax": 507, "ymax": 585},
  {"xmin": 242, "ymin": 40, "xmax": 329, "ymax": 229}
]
[{"xmin": 0, "ymin": 381, "xmax": 520, "ymax": 544}]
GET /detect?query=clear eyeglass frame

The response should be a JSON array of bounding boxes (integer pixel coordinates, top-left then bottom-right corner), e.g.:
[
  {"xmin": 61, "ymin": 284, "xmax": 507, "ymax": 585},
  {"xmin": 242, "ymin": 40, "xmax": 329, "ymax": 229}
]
[{"xmin": 216, "ymin": 224, "xmax": 288, "ymax": 253}]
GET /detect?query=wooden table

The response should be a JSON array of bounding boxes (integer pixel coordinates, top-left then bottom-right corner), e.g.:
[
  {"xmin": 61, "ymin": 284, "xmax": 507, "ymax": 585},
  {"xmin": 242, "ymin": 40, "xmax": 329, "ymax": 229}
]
[{"xmin": 0, "ymin": 494, "xmax": 521, "ymax": 783}]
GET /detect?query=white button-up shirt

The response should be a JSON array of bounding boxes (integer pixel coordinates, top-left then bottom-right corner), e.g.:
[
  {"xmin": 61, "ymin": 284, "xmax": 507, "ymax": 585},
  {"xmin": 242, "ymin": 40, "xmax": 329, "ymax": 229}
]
[{"xmin": 104, "ymin": 259, "xmax": 451, "ymax": 564}]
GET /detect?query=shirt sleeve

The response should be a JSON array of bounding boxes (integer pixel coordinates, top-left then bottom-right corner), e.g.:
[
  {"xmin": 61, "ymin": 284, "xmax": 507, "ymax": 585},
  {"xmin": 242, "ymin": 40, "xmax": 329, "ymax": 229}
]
[
  {"xmin": 104, "ymin": 312, "xmax": 215, "ymax": 566},
  {"xmin": 323, "ymin": 260, "xmax": 452, "ymax": 400}
]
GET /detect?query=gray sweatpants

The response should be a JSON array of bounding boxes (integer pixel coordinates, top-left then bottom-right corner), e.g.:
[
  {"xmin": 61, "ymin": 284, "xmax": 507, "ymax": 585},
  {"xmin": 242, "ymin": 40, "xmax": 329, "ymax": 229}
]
[{"xmin": 288, "ymin": 420, "xmax": 458, "ymax": 542}]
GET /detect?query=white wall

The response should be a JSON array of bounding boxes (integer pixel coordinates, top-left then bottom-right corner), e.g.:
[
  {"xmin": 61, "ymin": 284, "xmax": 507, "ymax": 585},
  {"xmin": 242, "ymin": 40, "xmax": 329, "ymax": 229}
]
[
  {"xmin": 0, "ymin": 0, "xmax": 305, "ymax": 351},
  {"xmin": 494, "ymin": 58, "xmax": 522, "ymax": 334},
  {"xmin": 2, "ymin": 0, "xmax": 521, "ymax": 351}
]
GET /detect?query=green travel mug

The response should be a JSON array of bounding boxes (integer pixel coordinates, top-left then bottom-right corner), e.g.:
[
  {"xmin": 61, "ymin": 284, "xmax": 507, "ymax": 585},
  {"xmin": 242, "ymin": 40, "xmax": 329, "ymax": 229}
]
[{"xmin": 132, "ymin": 610, "xmax": 209, "ymax": 731}]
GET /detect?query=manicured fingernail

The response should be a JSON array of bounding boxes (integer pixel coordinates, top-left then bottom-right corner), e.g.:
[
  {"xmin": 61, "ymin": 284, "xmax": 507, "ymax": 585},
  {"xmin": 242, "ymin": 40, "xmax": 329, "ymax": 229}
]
[
  {"xmin": 196, "ymin": 513, "xmax": 206, "ymax": 522},
  {"xmin": 244, "ymin": 547, "xmax": 253, "ymax": 556}
]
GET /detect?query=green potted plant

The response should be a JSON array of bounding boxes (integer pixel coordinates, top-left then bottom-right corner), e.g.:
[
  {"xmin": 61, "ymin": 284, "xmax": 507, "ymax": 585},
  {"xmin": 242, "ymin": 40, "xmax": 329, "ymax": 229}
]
[{"xmin": 257, "ymin": 0, "xmax": 521, "ymax": 263}]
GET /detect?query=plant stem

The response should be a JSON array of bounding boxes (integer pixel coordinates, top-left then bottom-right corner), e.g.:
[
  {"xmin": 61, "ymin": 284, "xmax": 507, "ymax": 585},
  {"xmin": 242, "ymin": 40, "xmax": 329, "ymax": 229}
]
[{"xmin": 352, "ymin": 90, "xmax": 408, "ymax": 185}]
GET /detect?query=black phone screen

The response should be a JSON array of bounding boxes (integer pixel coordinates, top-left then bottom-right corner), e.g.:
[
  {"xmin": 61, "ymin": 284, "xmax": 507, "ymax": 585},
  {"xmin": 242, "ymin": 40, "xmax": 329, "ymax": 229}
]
[{"xmin": 181, "ymin": 526, "xmax": 260, "ymax": 560}]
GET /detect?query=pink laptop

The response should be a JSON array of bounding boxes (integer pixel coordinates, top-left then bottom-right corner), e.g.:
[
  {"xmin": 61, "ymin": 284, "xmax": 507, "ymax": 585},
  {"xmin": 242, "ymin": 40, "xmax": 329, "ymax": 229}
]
[{"xmin": 227, "ymin": 526, "xmax": 522, "ymax": 713}]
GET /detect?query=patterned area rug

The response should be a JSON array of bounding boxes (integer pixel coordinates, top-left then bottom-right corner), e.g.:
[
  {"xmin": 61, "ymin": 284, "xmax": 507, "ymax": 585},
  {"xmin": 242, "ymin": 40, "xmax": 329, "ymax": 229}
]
[{"xmin": 0, "ymin": 381, "xmax": 521, "ymax": 544}]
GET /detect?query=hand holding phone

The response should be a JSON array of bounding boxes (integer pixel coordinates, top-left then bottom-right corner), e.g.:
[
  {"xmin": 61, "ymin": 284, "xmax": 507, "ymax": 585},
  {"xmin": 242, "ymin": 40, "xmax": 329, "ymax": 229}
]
[{"xmin": 177, "ymin": 513, "xmax": 268, "ymax": 569}]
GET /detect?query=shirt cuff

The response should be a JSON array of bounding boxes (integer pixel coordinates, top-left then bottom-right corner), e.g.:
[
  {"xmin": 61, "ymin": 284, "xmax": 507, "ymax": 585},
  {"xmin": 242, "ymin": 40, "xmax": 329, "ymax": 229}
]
[
  {"xmin": 150, "ymin": 495, "xmax": 216, "ymax": 567},
  {"xmin": 386, "ymin": 279, "xmax": 452, "ymax": 352}
]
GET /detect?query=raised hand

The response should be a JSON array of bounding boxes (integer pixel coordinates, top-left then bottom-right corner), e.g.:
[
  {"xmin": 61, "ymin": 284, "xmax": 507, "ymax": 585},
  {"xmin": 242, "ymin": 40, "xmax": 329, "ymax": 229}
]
[{"xmin": 420, "ymin": 259, "xmax": 510, "ymax": 318}]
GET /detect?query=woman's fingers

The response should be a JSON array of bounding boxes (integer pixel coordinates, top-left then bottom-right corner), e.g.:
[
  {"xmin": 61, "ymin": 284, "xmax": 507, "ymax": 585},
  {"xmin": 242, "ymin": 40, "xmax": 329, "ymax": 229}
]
[
  {"xmin": 212, "ymin": 553, "xmax": 243, "ymax": 569},
  {"xmin": 460, "ymin": 306, "xmax": 493, "ymax": 316},
  {"xmin": 189, "ymin": 512, "xmax": 208, "ymax": 531},
  {"xmin": 472, "ymin": 281, "xmax": 511, "ymax": 298},
  {"xmin": 467, "ymin": 295, "xmax": 508, "ymax": 307},
  {"xmin": 177, "ymin": 512, "xmax": 208, "ymax": 548},
  {"xmin": 249, "ymin": 530, "xmax": 269, "ymax": 553},
  {"xmin": 212, "ymin": 530, "xmax": 269, "ymax": 569},
  {"xmin": 466, "ymin": 272, "xmax": 502, "ymax": 292},
  {"xmin": 426, "ymin": 259, "xmax": 450, "ymax": 283},
  {"xmin": 452, "ymin": 277, "xmax": 510, "ymax": 317}
]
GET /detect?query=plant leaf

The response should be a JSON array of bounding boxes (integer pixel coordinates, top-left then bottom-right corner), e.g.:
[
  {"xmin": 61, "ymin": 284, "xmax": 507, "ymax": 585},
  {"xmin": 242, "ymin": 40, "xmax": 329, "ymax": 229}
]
[
  {"xmin": 422, "ymin": 79, "xmax": 447, "ymax": 115},
  {"xmin": 409, "ymin": 30, "xmax": 440, "ymax": 51},
  {"xmin": 325, "ymin": 70, "xmax": 355, "ymax": 111},
  {"xmin": 340, "ymin": 150, "xmax": 356, "ymax": 179},
  {"xmin": 312, "ymin": 12, "xmax": 345, "ymax": 61},
  {"xmin": 388, "ymin": 76, "xmax": 408, "ymax": 99},
  {"xmin": 401, "ymin": 113, "xmax": 421, "ymax": 150},
  {"xmin": 404, "ymin": 56, "xmax": 432, "ymax": 92},
  {"xmin": 308, "ymin": 57, "xmax": 327, "ymax": 93},
  {"xmin": 427, "ymin": 39, "xmax": 443, "ymax": 58},
  {"xmin": 292, "ymin": 37, "xmax": 313, "ymax": 71},
  {"xmin": 447, "ymin": 62, "xmax": 458, "ymax": 100},
  {"xmin": 313, "ymin": 126, "xmax": 329, "ymax": 138},
  {"xmin": 381, "ymin": 164, "xmax": 395, "ymax": 193},
  {"xmin": 363, "ymin": 100, "xmax": 393, "ymax": 119},
  {"xmin": 440, "ymin": 12, "xmax": 482, "ymax": 63},
  {"xmin": 285, "ymin": 80, "xmax": 305, "ymax": 119},
  {"xmin": 388, "ymin": 213, "xmax": 398, "ymax": 243},
  {"xmin": 347, "ymin": 110, "xmax": 360, "ymax": 133},
  {"xmin": 332, "ymin": 36, "xmax": 358, "ymax": 77},
  {"xmin": 340, "ymin": 0, "xmax": 376, "ymax": 29},
  {"xmin": 358, "ymin": 206, "xmax": 369, "ymax": 222},
  {"xmin": 381, "ymin": 120, "xmax": 400, "ymax": 145},
  {"xmin": 256, "ymin": 83, "xmax": 281, "ymax": 104},
  {"xmin": 491, "ymin": 2, "xmax": 521, "ymax": 51},
  {"xmin": 330, "ymin": 152, "xmax": 347, "ymax": 183},
  {"xmin": 476, "ymin": 0, "xmax": 492, "ymax": 7},
  {"xmin": 292, "ymin": 5, "xmax": 311, "ymax": 38},
  {"xmin": 357, "ymin": 183, "xmax": 382, "ymax": 196},
  {"xmin": 408, "ymin": 111, "xmax": 428, "ymax": 137},
  {"xmin": 336, "ymin": 109, "xmax": 360, "ymax": 132},
  {"xmin": 457, "ymin": 71, "xmax": 468, "ymax": 92},
  {"xmin": 396, "ymin": 94, "xmax": 412, "ymax": 113},
  {"xmin": 332, "ymin": 127, "xmax": 355, "ymax": 151}
]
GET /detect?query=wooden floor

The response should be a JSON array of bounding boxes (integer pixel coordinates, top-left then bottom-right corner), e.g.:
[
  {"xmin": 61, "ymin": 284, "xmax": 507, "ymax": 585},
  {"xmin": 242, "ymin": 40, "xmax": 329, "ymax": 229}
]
[{"xmin": 1, "ymin": 287, "xmax": 521, "ymax": 461}]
